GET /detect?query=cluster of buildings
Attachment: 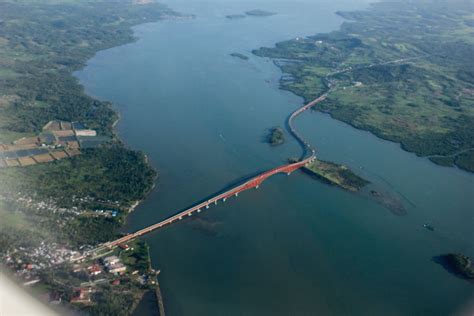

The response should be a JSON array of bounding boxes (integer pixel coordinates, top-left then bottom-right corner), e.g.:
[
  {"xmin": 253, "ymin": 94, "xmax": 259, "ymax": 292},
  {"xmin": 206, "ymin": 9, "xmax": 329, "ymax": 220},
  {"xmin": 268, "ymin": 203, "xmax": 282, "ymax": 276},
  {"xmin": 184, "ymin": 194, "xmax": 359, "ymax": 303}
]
[
  {"xmin": 3, "ymin": 242, "xmax": 80, "ymax": 268},
  {"xmin": 102, "ymin": 256, "xmax": 127, "ymax": 274},
  {"xmin": 0, "ymin": 120, "xmax": 109, "ymax": 168},
  {"xmin": 1, "ymin": 190, "xmax": 123, "ymax": 224},
  {"xmin": 67, "ymin": 256, "xmax": 130, "ymax": 304},
  {"xmin": 2, "ymin": 242, "xmax": 81, "ymax": 286},
  {"xmin": 86, "ymin": 264, "xmax": 102, "ymax": 276},
  {"xmin": 70, "ymin": 287, "xmax": 95, "ymax": 304},
  {"xmin": 1, "ymin": 192, "xmax": 82, "ymax": 216}
]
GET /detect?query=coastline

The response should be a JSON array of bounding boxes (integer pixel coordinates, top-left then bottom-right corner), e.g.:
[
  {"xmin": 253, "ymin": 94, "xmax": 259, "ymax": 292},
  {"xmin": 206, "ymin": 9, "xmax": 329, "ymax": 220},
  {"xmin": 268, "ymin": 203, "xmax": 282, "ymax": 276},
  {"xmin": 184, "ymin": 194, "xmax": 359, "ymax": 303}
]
[
  {"xmin": 253, "ymin": 2, "xmax": 474, "ymax": 173},
  {"xmin": 74, "ymin": 10, "xmax": 193, "ymax": 315},
  {"xmin": 0, "ymin": 2, "xmax": 191, "ymax": 314},
  {"xmin": 271, "ymin": 62, "xmax": 459, "ymax": 170},
  {"xmin": 61, "ymin": 2, "xmax": 474, "ymax": 315},
  {"xmin": 77, "ymin": 16, "xmax": 196, "ymax": 217},
  {"xmin": 83, "ymin": 15, "xmax": 196, "ymax": 221}
]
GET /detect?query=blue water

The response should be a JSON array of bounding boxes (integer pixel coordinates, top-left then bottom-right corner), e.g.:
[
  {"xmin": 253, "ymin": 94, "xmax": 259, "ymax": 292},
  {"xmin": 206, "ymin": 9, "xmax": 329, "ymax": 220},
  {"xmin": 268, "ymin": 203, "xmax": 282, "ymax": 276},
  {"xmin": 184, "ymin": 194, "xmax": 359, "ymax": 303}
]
[{"xmin": 76, "ymin": 1, "xmax": 474, "ymax": 314}]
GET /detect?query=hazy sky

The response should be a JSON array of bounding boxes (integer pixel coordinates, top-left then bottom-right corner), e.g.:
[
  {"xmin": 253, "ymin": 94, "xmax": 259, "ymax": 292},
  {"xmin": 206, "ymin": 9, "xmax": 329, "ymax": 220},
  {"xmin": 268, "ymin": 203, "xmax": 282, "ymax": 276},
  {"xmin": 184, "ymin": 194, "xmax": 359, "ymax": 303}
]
[{"xmin": 1, "ymin": 272, "xmax": 58, "ymax": 316}]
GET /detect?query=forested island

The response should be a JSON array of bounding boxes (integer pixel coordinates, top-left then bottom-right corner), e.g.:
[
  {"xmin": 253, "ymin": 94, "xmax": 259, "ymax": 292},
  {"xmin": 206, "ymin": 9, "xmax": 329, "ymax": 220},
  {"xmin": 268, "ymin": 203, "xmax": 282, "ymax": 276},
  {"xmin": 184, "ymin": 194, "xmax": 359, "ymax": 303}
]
[
  {"xmin": 254, "ymin": 1, "xmax": 474, "ymax": 172},
  {"xmin": 267, "ymin": 126, "xmax": 285, "ymax": 146},
  {"xmin": 436, "ymin": 254, "xmax": 474, "ymax": 281},
  {"xmin": 0, "ymin": 0, "xmax": 182, "ymax": 314}
]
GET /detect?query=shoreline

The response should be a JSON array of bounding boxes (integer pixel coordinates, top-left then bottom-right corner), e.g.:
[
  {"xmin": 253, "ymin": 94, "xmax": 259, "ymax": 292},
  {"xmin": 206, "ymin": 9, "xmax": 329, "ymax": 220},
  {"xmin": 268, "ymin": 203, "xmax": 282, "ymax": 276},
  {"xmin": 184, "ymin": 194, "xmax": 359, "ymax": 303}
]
[
  {"xmin": 266, "ymin": 63, "xmax": 474, "ymax": 175},
  {"xmin": 79, "ymin": 15, "xmax": 196, "ymax": 222},
  {"xmin": 253, "ymin": 4, "xmax": 474, "ymax": 174},
  {"xmin": 0, "ymin": 4, "xmax": 192, "ymax": 313},
  {"xmin": 74, "ymin": 10, "xmax": 192, "ymax": 314}
]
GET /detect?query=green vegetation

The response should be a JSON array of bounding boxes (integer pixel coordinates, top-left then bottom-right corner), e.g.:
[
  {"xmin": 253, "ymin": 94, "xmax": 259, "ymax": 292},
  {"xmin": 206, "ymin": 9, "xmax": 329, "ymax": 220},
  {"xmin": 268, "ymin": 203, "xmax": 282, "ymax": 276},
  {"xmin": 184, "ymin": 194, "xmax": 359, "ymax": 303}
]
[
  {"xmin": 245, "ymin": 10, "xmax": 276, "ymax": 17},
  {"xmin": 0, "ymin": 1, "xmax": 172, "ymax": 314},
  {"xmin": 0, "ymin": 0, "xmax": 176, "ymax": 141},
  {"xmin": 254, "ymin": 1, "xmax": 474, "ymax": 172},
  {"xmin": 0, "ymin": 145, "xmax": 156, "ymax": 246},
  {"xmin": 230, "ymin": 52, "xmax": 249, "ymax": 60},
  {"xmin": 267, "ymin": 126, "xmax": 285, "ymax": 146},
  {"xmin": 455, "ymin": 150, "xmax": 474, "ymax": 172},
  {"xmin": 429, "ymin": 156, "xmax": 455, "ymax": 167},
  {"xmin": 0, "ymin": 0, "xmax": 168, "ymax": 245},
  {"xmin": 439, "ymin": 253, "xmax": 474, "ymax": 280},
  {"xmin": 120, "ymin": 240, "xmax": 151, "ymax": 274},
  {"xmin": 87, "ymin": 285, "xmax": 137, "ymax": 316},
  {"xmin": 2, "ymin": 146, "xmax": 156, "ymax": 209},
  {"xmin": 296, "ymin": 158, "xmax": 369, "ymax": 191}
]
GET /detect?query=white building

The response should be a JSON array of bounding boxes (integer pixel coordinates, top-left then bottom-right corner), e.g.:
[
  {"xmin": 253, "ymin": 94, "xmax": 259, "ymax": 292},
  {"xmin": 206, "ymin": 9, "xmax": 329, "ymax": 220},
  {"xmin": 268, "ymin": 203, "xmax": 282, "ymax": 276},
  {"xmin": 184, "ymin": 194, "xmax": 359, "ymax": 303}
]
[
  {"xmin": 75, "ymin": 130, "xmax": 97, "ymax": 137},
  {"xmin": 108, "ymin": 263, "xmax": 126, "ymax": 274},
  {"xmin": 103, "ymin": 256, "xmax": 120, "ymax": 266}
]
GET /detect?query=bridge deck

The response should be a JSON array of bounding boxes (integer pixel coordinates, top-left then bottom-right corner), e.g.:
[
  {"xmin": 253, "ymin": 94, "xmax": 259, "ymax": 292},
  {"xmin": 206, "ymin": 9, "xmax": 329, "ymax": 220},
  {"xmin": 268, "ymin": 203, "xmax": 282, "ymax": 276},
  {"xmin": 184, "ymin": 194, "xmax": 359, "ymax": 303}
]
[{"xmin": 89, "ymin": 94, "xmax": 326, "ymax": 254}]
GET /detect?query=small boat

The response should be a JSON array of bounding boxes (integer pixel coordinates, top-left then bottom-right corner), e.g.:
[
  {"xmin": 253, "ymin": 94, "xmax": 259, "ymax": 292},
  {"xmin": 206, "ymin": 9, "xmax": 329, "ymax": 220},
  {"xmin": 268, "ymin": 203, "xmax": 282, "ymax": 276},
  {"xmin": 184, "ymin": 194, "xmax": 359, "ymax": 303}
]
[{"xmin": 423, "ymin": 224, "xmax": 434, "ymax": 231}]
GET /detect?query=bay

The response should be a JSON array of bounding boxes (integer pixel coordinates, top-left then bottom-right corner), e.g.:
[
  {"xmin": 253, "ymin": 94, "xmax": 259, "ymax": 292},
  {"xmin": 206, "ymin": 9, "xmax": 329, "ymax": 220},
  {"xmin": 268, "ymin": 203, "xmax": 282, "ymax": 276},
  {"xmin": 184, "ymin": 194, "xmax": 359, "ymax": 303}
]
[{"xmin": 76, "ymin": 1, "xmax": 474, "ymax": 314}]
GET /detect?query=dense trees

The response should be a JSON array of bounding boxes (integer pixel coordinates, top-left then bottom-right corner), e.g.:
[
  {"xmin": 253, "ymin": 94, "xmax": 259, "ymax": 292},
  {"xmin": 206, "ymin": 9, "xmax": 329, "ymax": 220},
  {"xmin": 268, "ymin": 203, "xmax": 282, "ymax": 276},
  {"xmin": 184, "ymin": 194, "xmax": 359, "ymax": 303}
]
[{"xmin": 0, "ymin": 0, "xmax": 176, "ymax": 140}]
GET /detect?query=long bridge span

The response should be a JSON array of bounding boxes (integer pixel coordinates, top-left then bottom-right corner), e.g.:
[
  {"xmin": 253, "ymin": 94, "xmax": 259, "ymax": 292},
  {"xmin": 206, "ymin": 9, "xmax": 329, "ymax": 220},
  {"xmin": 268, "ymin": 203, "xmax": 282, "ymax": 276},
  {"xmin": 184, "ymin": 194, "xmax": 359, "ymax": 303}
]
[{"xmin": 90, "ymin": 93, "xmax": 327, "ymax": 254}]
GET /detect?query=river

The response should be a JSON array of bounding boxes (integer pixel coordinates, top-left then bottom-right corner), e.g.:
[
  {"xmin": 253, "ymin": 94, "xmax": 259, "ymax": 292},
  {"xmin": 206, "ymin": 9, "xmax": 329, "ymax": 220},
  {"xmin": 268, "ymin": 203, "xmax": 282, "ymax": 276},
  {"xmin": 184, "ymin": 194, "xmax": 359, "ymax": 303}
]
[{"xmin": 76, "ymin": 1, "xmax": 474, "ymax": 315}]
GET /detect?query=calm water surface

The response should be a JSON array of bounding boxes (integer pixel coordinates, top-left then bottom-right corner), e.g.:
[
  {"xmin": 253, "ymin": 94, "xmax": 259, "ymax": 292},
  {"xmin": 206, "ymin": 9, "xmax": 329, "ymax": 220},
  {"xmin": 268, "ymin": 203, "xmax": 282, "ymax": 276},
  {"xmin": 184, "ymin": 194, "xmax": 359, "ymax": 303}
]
[{"xmin": 76, "ymin": 1, "xmax": 474, "ymax": 315}]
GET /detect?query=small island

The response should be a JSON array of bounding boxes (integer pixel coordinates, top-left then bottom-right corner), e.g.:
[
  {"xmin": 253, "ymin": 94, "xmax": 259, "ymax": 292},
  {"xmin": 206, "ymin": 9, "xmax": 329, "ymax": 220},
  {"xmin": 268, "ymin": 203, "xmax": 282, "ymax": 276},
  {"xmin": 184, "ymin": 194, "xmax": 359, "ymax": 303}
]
[
  {"xmin": 226, "ymin": 14, "xmax": 246, "ymax": 19},
  {"xmin": 245, "ymin": 10, "xmax": 276, "ymax": 17},
  {"xmin": 230, "ymin": 53, "xmax": 249, "ymax": 60},
  {"xmin": 267, "ymin": 127, "xmax": 285, "ymax": 146},
  {"xmin": 436, "ymin": 253, "xmax": 474, "ymax": 281},
  {"xmin": 296, "ymin": 158, "xmax": 369, "ymax": 192}
]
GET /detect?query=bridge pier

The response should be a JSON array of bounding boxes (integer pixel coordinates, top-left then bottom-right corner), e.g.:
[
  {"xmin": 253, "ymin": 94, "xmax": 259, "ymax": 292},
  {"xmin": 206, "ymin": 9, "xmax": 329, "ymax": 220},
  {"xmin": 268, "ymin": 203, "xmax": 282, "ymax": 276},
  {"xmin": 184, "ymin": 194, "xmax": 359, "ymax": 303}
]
[{"xmin": 90, "ymin": 93, "xmax": 327, "ymax": 255}]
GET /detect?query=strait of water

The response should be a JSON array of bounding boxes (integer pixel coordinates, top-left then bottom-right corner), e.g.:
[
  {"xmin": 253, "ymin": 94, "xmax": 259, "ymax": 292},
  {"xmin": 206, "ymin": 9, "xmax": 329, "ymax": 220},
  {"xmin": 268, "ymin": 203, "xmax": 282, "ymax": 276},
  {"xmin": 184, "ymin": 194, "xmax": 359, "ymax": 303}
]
[{"xmin": 76, "ymin": 1, "xmax": 474, "ymax": 315}]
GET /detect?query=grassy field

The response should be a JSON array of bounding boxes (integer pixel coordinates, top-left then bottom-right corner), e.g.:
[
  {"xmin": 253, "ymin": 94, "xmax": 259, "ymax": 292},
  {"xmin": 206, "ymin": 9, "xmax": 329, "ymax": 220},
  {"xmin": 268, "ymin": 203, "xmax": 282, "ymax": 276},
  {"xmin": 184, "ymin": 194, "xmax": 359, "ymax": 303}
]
[
  {"xmin": 303, "ymin": 159, "xmax": 369, "ymax": 192},
  {"xmin": 254, "ymin": 1, "xmax": 474, "ymax": 172}
]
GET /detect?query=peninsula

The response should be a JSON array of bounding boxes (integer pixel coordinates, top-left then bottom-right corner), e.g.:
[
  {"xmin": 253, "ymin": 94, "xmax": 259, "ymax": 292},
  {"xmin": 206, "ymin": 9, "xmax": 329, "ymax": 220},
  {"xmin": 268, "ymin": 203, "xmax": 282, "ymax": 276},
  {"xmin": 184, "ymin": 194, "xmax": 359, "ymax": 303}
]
[{"xmin": 253, "ymin": 1, "xmax": 474, "ymax": 172}]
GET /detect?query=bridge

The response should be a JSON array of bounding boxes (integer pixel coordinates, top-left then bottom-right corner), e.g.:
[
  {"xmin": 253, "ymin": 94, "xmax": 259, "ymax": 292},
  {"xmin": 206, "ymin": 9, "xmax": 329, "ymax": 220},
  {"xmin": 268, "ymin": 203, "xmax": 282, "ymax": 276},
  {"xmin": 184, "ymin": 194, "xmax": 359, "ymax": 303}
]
[{"xmin": 89, "ymin": 93, "xmax": 327, "ymax": 255}]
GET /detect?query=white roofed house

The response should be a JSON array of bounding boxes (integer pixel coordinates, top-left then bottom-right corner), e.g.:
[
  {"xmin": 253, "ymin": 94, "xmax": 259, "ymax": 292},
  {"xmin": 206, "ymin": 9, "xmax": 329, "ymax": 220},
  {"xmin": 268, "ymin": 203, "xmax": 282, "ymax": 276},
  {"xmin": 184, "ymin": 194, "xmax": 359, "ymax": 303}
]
[
  {"xmin": 75, "ymin": 130, "xmax": 97, "ymax": 137},
  {"xmin": 108, "ymin": 263, "xmax": 126, "ymax": 274},
  {"xmin": 103, "ymin": 255, "xmax": 120, "ymax": 266}
]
